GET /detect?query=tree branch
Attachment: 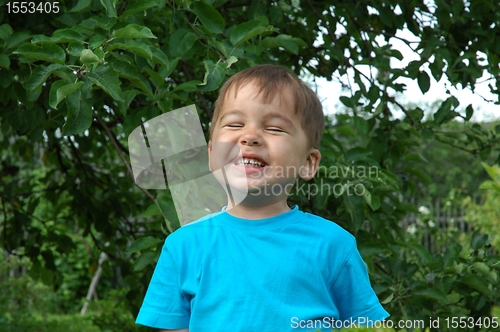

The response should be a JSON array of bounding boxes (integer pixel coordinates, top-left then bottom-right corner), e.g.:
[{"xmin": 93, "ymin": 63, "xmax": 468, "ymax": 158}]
[
  {"xmin": 95, "ymin": 114, "xmax": 156, "ymax": 203},
  {"xmin": 388, "ymin": 96, "xmax": 416, "ymax": 127}
]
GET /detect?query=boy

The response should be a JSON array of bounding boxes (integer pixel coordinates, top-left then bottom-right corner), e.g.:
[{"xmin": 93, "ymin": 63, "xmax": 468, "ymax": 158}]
[{"xmin": 136, "ymin": 64, "xmax": 389, "ymax": 331}]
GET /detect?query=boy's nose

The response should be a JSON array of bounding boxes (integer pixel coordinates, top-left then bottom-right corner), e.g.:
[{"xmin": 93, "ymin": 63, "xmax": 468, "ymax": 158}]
[
  {"xmin": 240, "ymin": 129, "xmax": 261, "ymax": 146},
  {"xmin": 240, "ymin": 137, "xmax": 260, "ymax": 145}
]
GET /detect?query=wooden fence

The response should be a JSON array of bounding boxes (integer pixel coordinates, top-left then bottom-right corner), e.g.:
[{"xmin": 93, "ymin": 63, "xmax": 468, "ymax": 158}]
[{"xmin": 399, "ymin": 197, "xmax": 483, "ymax": 253}]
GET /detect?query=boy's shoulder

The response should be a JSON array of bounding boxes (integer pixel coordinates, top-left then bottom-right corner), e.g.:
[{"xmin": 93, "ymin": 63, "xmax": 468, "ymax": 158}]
[
  {"xmin": 301, "ymin": 211, "xmax": 356, "ymax": 242},
  {"xmin": 164, "ymin": 210, "xmax": 222, "ymax": 244}
]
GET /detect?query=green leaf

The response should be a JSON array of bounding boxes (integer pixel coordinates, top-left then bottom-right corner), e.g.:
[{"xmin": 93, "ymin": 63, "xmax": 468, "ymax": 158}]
[
  {"xmin": 359, "ymin": 243, "xmax": 385, "ymax": 257},
  {"xmin": 100, "ymin": 0, "xmax": 118, "ymax": 17},
  {"xmin": 479, "ymin": 146, "xmax": 491, "ymax": 161},
  {"xmin": 191, "ymin": 2, "xmax": 225, "ymax": 34},
  {"xmin": 495, "ymin": 124, "xmax": 500, "ymax": 135},
  {"xmin": 380, "ymin": 293, "xmax": 394, "ymax": 304},
  {"xmin": 133, "ymin": 76, "xmax": 154, "ymax": 98},
  {"xmin": 276, "ymin": 34, "xmax": 299, "ymax": 54},
  {"xmin": 169, "ymin": 29, "xmax": 197, "ymax": 57},
  {"xmin": 408, "ymin": 243, "xmax": 431, "ymax": 265},
  {"xmin": 0, "ymin": 24, "xmax": 13, "ymax": 40},
  {"xmin": 94, "ymin": 48, "xmax": 105, "ymax": 61},
  {"xmin": 417, "ymin": 71, "xmax": 431, "ymax": 94},
  {"xmin": 13, "ymin": 43, "xmax": 66, "ymax": 64},
  {"xmin": 214, "ymin": 41, "xmax": 229, "ymax": 57},
  {"xmin": 460, "ymin": 275, "xmax": 491, "ymax": 297},
  {"xmin": 471, "ymin": 231, "xmax": 488, "ymax": 249},
  {"xmin": 133, "ymin": 251, "xmax": 157, "ymax": 271},
  {"xmin": 90, "ymin": 16, "xmax": 116, "ymax": 29},
  {"xmin": 434, "ymin": 106, "xmax": 450, "ymax": 125},
  {"xmin": 173, "ymin": 80, "xmax": 202, "ymax": 92},
  {"xmin": 226, "ymin": 55, "xmax": 238, "ymax": 69},
  {"xmin": 345, "ymin": 147, "xmax": 371, "ymax": 163},
  {"xmin": 80, "ymin": 49, "xmax": 100, "ymax": 64},
  {"xmin": 414, "ymin": 287, "xmax": 448, "ymax": 303},
  {"xmin": 157, "ymin": 194, "xmax": 180, "ymax": 232},
  {"xmin": 339, "ymin": 95, "xmax": 355, "ymax": 108},
  {"xmin": 434, "ymin": 97, "xmax": 458, "ymax": 124},
  {"xmin": 113, "ymin": 24, "xmax": 157, "ymax": 39},
  {"xmin": 62, "ymin": 88, "xmax": 93, "ymax": 136},
  {"xmin": 32, "ymin": 29, "xmax": 84, "ymax": 44},
  {"xmin": 353, "ymin": 116, "xmax": 369, "ymax": 135},
  {"xmin": 472, "ymin": 262, "xmax": 494, "ymax": 280},
  {"xmin": 198, "ymin": 60, "xmax": 226, "ymax": 92},
  {"xmin": 108, "ymin": 41, "xmax": 153, "ymax": 60},
  {"xmin": 4, "ymin": 31, "xmax": 31, "ymax": 52},
  {"xmin": 421, "ymin": 127, "xmax": 434, "ymax": 139},
  {"xmin": 109, "ymin": 60, "xmax": 153, "ymax": 97},
  {"xmin": 378, "ymin": 7, "xmax": 394, "ymax": 28},
  {"xmin": 443, "ymin": 242, "xmax": 461, "ymax": 268},
  {"xmin": 261, "ymin": 36, "xmax": 279, "ymax": 48},
  {"xmin": 230, "ymin": 20, "xmax": 266, "ymax": 46},
  {"xmin": 88, "ymin": 66, "xmax": 125, "ymax": 102},
  {"xmin": 66, "ymin": 42, "xmax": 86, "ymax": 57},
  {"xmin": 111, "ymin": 60, "xmax": 141, "ymax": 80},
  {"xmin": 0, "ymin": 54, "xmax": 10, "ymax": 69},
  {"xmin": 143, "ymin": 203, "xmax": 161, "ymax": 217},
  {"xmin": 26, "ymin": 64, "xmax": 64, "ymax": 93},
  {"xmin": 49, "ymin": 80, "xmax": 67, "ymax": 109},
  {"xmin": 70, "ymin": 0, "xmax": 92, "ymax": 12},
  {"xmin": 465, "ymin": 104, "xmax": 474, "ymax": 121},
  {"xmin": 50, "ymin": 82, "xmax": 84, "ymax": 109},
  {"xmin": 88, "ymin": 34, "xmax": 107, "ymax": 49},
  {"xmin": 121, "ymin": 1, "xmax": 158, "ymax": 17},
  {"xmin": 126, "ymin": 236, "xmax": 163, "ymax": 254},
  {"xmin": 344, "ymin": 193, "xmax": 365, "ymax": 231},
  {"xmin": 481, "ymin": 162, "xmax": 500, "ymax": 181},
  {"xmin": 118, "ymin": 89, "xmax": 141, "ymax": 116},
  {"xmin": 366, "ymin": 192, "xmax": 380, "ymax": 211},
  {"xmin": 151, "ymin": 48, "xmax": 169, "ymax": 67}
]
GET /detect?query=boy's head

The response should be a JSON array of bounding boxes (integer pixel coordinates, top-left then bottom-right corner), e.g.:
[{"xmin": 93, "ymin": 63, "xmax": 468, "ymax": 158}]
[
  {"xmin": 210, "ymin": 64, "xmax": 324, "ymax": 149},
  {"xmin": 208, "ymin": 64, "xmax": 325, "ymax": 206}
]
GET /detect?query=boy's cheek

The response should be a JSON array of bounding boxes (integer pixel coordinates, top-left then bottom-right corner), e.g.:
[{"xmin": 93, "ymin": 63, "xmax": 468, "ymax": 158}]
[{"xmin": 209, "ymin": 142, "xmax": 241, "ymax": 171}]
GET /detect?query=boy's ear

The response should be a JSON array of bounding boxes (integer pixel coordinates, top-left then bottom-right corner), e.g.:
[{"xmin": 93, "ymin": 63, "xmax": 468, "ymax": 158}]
[{"xmin": 299, "ymin": 148, "xmax": 321, "ymax": 181}]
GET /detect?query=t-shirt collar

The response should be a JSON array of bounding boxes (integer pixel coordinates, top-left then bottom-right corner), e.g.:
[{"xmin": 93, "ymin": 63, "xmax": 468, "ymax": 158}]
[{"xmin": 217, "ymin": 205, "xmax": 302, "ymax": 231}]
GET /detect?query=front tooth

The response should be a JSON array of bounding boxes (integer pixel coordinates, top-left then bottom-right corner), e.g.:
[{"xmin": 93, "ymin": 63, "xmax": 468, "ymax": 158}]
[{"xmin": 237, "ymin": 158, "xmax": 264, "ymax": 166}]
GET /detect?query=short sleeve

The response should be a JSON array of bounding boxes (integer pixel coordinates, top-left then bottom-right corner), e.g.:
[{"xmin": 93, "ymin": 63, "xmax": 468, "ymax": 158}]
[
  {"xmin": 135, "ymin": 240, "xmax": 190, "ymax": 329},
  {"xmin": 330, "ymin": 242, "xmax": 389, "ymax": 326}
]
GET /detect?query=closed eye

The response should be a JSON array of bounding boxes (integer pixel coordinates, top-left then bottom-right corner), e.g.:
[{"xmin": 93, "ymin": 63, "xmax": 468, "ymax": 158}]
[
  {"xmin": 225, "ymin": 124, "xmax": 243, "ymax": 128},
  {"xmin": 267, "ymin": 127, "xmax": 285, "ymax": 133}
]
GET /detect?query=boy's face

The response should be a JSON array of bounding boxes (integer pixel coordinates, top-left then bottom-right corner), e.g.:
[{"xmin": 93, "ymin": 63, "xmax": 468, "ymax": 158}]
[{"xmin": 209, "ymin": 80, "xmax": 320, "ymax": 198}]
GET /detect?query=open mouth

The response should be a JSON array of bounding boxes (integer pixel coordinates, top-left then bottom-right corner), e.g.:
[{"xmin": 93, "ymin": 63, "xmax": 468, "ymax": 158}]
[{"xmin": 232, "ymin": 157, "xmax": 267, "ymax": 167}]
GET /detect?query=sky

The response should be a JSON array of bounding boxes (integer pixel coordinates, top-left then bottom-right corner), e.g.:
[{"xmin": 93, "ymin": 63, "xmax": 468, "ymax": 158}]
[{"xmin": 315, "ymin": 29, "xmax": 500, "ymax": 122}]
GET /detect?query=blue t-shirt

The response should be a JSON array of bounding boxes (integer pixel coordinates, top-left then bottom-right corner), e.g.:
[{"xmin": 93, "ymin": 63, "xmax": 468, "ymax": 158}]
[{"xmin": 136, "ymin": 206, "xmax": 389, "ymax": 331}]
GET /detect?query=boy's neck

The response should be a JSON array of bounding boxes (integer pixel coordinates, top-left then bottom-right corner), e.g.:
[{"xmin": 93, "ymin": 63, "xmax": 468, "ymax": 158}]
[{"xmin": 225, "ymin": 199, "xmax": 291, "ymax": 220}]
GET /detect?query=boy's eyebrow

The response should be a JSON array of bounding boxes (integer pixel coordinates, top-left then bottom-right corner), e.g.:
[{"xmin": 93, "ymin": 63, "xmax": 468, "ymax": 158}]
[
  {"xmin": 220, "ymin": 110, "xmax": 296, "ymax": 128},
  {"xmin": 263, "ymin": 112, "xmax": 296, "ymax": 128},
  {"xmin": 219, "ymin": 110, "xmax": 243, "ymax": 121}
]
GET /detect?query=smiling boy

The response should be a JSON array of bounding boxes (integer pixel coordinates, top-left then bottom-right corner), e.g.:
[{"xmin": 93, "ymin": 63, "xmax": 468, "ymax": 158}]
[{"xmin": 136, "ymin": 64, "xmax": 389, "ymax": 331}]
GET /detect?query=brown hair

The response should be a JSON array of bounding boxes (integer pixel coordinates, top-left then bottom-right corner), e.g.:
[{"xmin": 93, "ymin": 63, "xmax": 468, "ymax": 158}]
[{"xmin": 210, "ymin": 64, "xmax": 325, "ymax": 149}]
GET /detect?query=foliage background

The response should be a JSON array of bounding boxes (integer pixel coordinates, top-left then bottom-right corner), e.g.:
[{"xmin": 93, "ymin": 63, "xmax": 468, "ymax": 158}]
[{"xmin": 1, "ymin": 0, "xmax": 500, "ymax": 330}]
